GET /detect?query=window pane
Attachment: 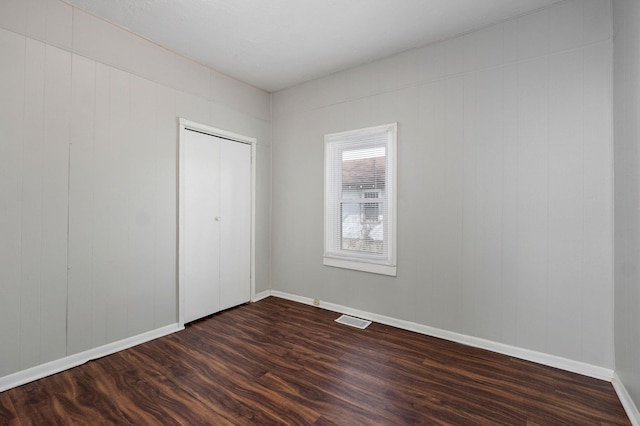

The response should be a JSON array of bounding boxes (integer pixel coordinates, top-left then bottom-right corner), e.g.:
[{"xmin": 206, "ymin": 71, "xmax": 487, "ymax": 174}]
[
  {"xmin": 339, "ymin": 146, "xmax": 386, "ymax": 255},
  {"xmin": 340, "ymin": 202, "xmax": 384, "ymax": 254},
  {"xmin": 341, "ymin": 147, "xmax": 386, "ymax": 196}
]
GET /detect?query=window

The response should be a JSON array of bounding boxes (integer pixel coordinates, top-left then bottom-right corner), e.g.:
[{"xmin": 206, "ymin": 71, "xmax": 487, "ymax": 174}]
[{"xmin": 324, "ymin": 123, "xmax": 397, "ymax": 276}]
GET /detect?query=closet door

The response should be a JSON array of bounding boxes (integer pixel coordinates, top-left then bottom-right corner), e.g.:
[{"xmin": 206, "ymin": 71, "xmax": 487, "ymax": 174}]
[
  {"xmin": 219, "ymin": 139, "xmax": 251, "ymax": 311},
  {"xmin": 181, "ymin": 128, "xmax": 252, "ymax": 324},
  {"xmin": 183, "ymin": 130, "xmax": 222, "ymax": 323}
]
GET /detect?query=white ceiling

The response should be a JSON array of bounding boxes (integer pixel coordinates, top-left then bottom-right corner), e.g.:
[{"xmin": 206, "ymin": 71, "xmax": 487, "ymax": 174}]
[{"xmin": 64, "ymin": 0, "xmax": 563, "ymax": 92}]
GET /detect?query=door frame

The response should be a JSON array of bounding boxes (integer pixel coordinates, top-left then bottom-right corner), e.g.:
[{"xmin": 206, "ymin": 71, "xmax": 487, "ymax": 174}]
[{"xmin": 177, "ymin": 118, "xmax": 257, "ymax": 327}]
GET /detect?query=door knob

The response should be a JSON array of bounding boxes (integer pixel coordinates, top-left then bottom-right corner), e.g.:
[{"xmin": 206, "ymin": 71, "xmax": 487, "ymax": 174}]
[{"xmin": 215, "ymin": 216, "xmax": 221, "ymax": 221}]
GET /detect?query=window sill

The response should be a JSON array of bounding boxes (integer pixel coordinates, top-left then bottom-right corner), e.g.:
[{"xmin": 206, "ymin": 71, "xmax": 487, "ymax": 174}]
[{"xmin": 323, "ymin": 256, "xmax": 396, "ymax": 276}]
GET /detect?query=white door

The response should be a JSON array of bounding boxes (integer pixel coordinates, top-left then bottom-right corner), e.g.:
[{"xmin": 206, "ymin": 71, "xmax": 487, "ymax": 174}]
[
  {"xmin": 181, "ymin": 129, "xmax": 251, "ymax": 323},
  {"xmin": 219, "ymin": 139, "xmax": 251, "ymax": 310}
]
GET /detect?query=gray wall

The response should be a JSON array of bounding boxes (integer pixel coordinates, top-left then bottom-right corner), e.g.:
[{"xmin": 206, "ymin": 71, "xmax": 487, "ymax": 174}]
[
  {"xmin": 271, "ymin": 0, "xmax": 613, "ymax": 368},
  {"xmin": 0, "ymin": 0, "xmax": 271, "ymax": 377},
  {"xmin": 613, "ymin": 0, "xmax": 640, "ymax": 410}
]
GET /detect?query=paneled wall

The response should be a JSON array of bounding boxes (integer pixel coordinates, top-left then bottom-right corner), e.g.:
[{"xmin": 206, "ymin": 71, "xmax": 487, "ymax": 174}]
[
  {"xmin": 0, "ymin": 0, "xmax": 271, "ymax": 378},
  {"xmin": 271, "ymin": 0, "xmax": 613, "ymax": 368},
  {"xmin": 0, "ymin": 33, "xmax": 70, "ymax": 374},
  {"xmin": 613, "ymin": 0, "xmax": 640, "ymax": 411}
]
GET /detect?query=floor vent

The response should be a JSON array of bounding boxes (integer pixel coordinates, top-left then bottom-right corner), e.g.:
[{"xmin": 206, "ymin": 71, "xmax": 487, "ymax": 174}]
[{"xmin": 335, "ymin": 314, "xmax": 372, "ymax": 329}]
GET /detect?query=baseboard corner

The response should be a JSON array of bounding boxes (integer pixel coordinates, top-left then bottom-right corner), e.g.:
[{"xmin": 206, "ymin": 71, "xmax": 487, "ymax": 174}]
[
  {"xmin": 252, "ymin": 289, "xmax": 272, "ymax": 302},
  {"xmin": 612, "ymin": 372, "xmax": 640, "ymax": 426}
]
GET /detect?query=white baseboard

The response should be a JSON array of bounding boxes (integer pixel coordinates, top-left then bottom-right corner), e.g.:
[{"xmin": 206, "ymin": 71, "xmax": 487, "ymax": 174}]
[
  {"xmin": 252, "ymin": 289, "xmax": 272, "ymax": 302},
  {"xmin": 613, "ymin": 373, "xmax": 640, "ymax": 426},
  {"xmin": 270, "ymin": 290, "xmax": 614, "ymax": 381},
  {"xmin": 0, "ymin": 323, "xmax": 183, "ymax": 393},
  {"xmin": 3, "ymin": 291, "xmax": 626, "ymax": 416}
]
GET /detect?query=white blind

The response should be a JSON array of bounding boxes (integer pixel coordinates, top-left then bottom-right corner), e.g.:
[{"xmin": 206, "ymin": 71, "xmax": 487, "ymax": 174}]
[{"xmin": 325, "ymin": 124, "xmax": 395, "ymax": 265}]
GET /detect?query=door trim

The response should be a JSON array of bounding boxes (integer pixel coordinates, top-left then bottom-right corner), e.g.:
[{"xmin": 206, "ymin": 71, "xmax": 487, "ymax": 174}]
[{"xmin": 177, "ymin": 118, "xmax": 257, "ymax": 327}]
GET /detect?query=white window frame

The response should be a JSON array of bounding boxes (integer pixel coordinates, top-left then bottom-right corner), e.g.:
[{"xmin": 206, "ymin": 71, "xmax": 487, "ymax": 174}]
[{"xmin": 323, "ymin": 123, "xmax": 397, "ymax": 276}]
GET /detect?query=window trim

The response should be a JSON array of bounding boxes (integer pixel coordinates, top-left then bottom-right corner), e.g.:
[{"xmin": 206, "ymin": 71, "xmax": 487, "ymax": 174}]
[{"xmin": 323, "ymin": 123, "xmax": 397, "ymax": 276}]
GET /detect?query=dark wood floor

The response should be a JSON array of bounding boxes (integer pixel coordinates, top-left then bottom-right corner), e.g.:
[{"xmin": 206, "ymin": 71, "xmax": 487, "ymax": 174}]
[{"xmin": 0, "ymin": 297, "xmax": 630, "ymax": 425}]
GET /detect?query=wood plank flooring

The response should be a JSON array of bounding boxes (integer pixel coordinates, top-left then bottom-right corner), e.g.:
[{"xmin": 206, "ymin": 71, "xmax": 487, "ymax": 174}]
[{"xmin": 0, "ymin": 297, "xmax": 630, "ymax": 425}]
